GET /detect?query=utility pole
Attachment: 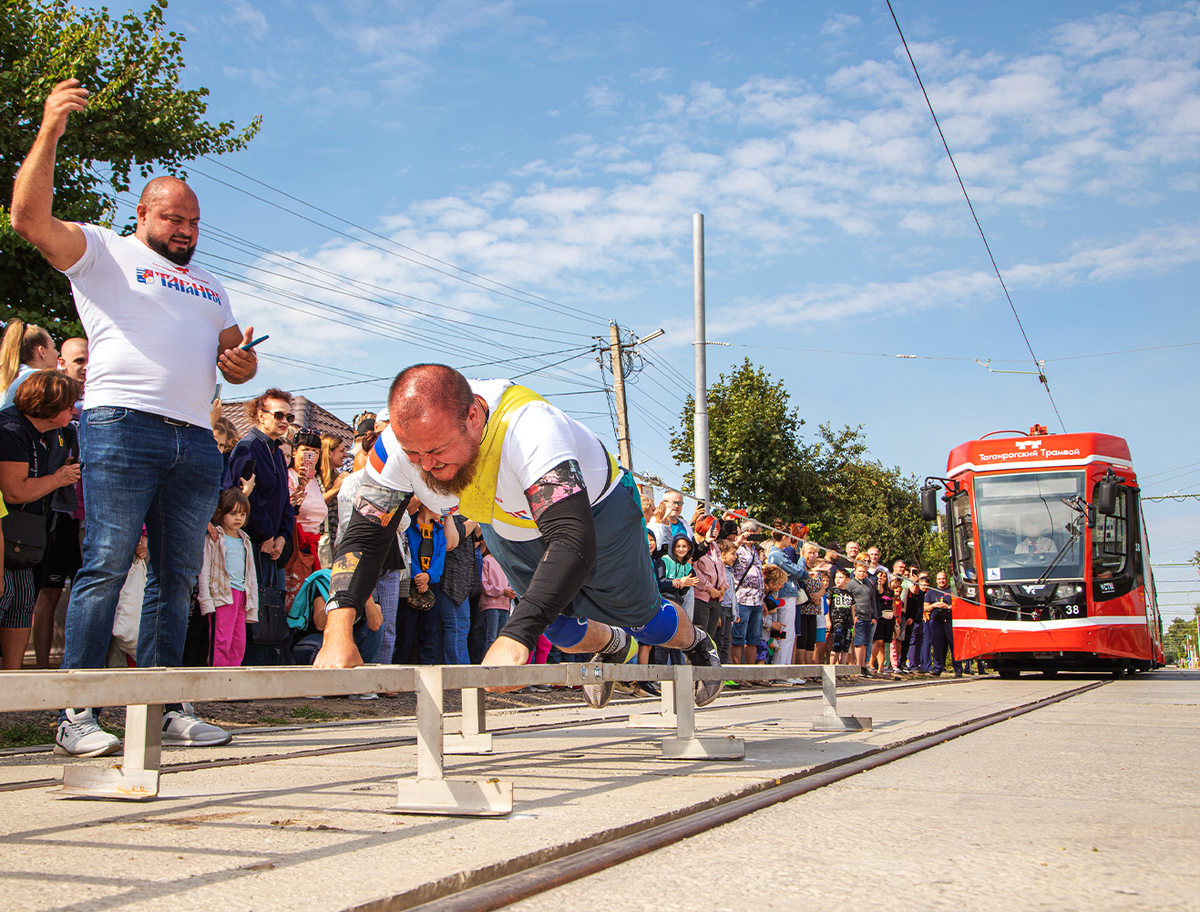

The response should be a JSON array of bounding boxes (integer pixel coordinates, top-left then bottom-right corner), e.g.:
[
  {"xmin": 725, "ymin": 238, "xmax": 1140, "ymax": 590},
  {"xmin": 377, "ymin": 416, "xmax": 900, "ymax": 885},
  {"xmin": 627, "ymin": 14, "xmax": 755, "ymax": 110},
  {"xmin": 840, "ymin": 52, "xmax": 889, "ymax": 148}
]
[
  {"xmin": 609, "ymin": 322, "xmax": 633, "ymax": 472},
  {"xmin": 601, "ymin": 323, "xmax": 665, "ymax": 479},
  {"xmin": 693, "ymin": 213, "xmax": 710, "ymax": 512}
]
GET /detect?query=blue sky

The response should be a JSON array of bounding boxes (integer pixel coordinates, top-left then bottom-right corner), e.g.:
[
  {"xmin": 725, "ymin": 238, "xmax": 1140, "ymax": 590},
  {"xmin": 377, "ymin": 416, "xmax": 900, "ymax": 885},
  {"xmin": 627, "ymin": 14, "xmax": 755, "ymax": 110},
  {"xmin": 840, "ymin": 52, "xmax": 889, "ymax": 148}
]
[{"xmin": 100, "ymin": 1, "xmax": 1200, "ymax": 617}]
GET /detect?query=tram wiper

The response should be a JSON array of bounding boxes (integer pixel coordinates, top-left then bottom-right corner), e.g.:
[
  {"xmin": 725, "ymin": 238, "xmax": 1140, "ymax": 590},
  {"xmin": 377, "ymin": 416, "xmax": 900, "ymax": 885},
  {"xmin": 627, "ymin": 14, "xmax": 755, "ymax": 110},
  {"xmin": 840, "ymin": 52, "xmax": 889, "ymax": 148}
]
[{"xmin": 1035, "ymin": 515, "xmax": 1083, "ymax": 587}]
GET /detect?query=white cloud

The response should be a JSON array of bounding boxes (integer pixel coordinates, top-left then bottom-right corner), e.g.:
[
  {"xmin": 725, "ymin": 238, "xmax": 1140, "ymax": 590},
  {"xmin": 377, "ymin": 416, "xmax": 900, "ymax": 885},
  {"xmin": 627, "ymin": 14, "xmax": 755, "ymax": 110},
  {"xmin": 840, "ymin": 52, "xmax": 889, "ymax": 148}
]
[
  {"xmin": 585, "ymin": 83, "xmax": 626, "ymax": 113},
  {"xmin": 821, "ymin": 13, "xmax": 860, "ymax": 37},
  {"xmin": 632, "ymin": 66, "xmax": 671, "ymax": 84},
  {"xmin": 222, "ymin": 0, "xmax": 268, "ymax": 39}
]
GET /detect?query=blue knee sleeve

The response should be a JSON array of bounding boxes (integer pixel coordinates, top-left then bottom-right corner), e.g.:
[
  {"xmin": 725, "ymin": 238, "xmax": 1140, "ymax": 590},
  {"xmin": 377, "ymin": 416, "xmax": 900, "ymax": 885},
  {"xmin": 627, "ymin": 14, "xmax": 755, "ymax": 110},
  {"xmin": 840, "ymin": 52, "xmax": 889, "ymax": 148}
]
[
  {"xmin": 630, "ymin": 598, "xmax": 681, "ymax": 646},
  {"xmin": 545, "ymin": 614, "xmax": 589, "ymax": 649}
]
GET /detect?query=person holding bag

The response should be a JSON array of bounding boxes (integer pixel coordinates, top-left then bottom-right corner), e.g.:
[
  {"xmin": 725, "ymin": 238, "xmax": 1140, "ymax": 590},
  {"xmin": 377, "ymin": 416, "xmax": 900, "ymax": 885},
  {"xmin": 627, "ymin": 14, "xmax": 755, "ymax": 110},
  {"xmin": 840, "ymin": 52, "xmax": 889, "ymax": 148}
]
[{"xmin": 0, "ymin": 370, "xmax": 81, "ymax": 669}]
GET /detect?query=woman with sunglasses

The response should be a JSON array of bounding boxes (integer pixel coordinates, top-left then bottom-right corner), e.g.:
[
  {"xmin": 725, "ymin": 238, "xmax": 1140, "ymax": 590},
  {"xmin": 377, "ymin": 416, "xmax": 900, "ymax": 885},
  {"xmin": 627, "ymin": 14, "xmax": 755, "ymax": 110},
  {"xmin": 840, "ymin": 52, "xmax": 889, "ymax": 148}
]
[{"xmin": 224, "ymin": 389, "xmax": 297, "ymax": 606}]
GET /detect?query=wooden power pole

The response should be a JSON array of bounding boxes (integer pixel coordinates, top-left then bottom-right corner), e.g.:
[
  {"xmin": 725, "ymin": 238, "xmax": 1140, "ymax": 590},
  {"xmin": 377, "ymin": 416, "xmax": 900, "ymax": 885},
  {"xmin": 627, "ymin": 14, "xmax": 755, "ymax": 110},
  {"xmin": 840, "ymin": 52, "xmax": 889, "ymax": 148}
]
[{"xmin": 609, "ymin": 322, "xmax": 633, "ymax": 472}]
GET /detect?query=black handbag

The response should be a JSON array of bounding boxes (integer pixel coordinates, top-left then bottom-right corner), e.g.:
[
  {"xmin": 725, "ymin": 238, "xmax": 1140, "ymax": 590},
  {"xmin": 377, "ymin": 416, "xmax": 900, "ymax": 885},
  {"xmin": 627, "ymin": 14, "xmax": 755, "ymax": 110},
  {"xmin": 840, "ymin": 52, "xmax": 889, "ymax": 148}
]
[
  {"xmin": 3, "ymin": 508, "xmax": 48, "ymax": 570},
  {"xmin": 250, "ymin": 552, "xmax": 292, "ymax": 646}
]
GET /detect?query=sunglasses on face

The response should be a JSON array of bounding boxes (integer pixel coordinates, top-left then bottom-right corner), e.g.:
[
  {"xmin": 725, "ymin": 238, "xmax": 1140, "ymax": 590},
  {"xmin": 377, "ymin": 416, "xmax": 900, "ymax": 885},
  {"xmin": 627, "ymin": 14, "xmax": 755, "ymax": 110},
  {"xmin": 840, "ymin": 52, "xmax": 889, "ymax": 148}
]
[{"xmin": 262, "ymin": 409, "xmax": 296, "ymax": 423}]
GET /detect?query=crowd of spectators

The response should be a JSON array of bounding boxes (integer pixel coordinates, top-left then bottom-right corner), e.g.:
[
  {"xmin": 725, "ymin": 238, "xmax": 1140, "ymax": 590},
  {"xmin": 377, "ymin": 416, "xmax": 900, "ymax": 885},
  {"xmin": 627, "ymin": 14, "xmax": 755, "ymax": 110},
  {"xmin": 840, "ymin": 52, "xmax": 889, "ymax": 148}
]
[
  {"xmin": 0, "ymin": 344, "xmax": 975, "ymax": 695},
  {"xmin": 641, "ymin": 497, "xmax": 977, "ymax": 683}
]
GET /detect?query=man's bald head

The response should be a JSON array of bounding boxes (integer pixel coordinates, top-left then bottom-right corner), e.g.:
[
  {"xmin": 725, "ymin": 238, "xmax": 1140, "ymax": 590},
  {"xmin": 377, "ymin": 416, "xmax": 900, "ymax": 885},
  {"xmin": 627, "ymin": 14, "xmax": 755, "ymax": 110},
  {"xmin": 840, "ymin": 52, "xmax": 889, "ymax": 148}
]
[
  {"xmin": 58, "ymin": 337, "xmax": 88, "ymax": 384},
  {"xmin": 139, "ymin": 176, "xmax": 197, "ymax": 208},
  {"xmin": 388, "ymin": 364, "xmax": 476, "ymax": 430}
]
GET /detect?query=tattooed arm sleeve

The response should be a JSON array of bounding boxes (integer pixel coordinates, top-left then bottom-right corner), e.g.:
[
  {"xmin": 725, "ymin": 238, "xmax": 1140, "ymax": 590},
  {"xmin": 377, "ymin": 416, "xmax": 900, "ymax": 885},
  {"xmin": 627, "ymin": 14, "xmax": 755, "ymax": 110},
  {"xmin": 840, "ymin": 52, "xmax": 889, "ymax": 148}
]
[
  {"xmin": 328, "ymin": 478, "xmax": 412, "ymax": 621},
  {"xmin": 498, "ymin": 460, "xmax": 598, "ymax": 650}
]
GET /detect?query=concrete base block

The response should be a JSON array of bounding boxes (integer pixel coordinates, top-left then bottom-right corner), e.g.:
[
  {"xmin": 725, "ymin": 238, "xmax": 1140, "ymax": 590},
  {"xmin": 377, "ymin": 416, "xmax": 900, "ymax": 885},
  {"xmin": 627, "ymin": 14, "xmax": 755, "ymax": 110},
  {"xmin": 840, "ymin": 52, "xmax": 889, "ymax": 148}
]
[
  {"xmin": 393, "ymin": 777, "xmax": 513, "ymax": 816},
  {"xmin": 659, "ymin": 735, "xmax": 745, "ymax": 760},
  {"xmin": 443, "ymin": 733, "xmax": 494, "ymax": 754},
  {"xmin": 59, "ymin": 765, "xmax": 159, "ymax": 800},
  {"xmin": 627, "ymin": 712, "xmax": 678, "ymax": 729},
  {"xmin": 812, "ymin": 715, "xmax": 872, "ymax": 732}
]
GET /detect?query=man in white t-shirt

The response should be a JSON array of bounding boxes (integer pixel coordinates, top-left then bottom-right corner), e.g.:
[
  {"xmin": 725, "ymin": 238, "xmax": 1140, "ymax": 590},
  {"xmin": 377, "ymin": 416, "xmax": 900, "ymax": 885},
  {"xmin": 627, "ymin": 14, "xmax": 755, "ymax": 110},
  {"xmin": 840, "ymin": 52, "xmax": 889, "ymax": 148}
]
[
  {"xmin": 313, "ymin": 364, "xmax": 723, "ymax": 708},
  {"xmin": 11, "ymin": 78, "xmax": 259, "ymax": 758}
]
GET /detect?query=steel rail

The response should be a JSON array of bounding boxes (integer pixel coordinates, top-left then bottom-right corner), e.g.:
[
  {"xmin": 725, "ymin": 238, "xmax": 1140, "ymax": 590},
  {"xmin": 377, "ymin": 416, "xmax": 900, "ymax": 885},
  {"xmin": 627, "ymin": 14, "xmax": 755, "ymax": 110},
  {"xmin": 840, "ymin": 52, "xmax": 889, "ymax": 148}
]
[
  {"xmin": 354, "ymin": 680, "xmax": 1104, "ymax": 912},
  {"xmin": 0, "ymin": 675, "xmax": 975, "ymax": 793}
]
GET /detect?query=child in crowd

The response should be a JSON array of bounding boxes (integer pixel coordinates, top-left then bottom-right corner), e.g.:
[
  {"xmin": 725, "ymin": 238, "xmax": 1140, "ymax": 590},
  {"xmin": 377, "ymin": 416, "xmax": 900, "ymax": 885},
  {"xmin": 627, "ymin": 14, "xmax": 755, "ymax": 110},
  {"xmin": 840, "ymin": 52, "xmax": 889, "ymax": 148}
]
[
  {"xmin": 658, "ymin": 531, "xmax": 698, "ymax": 616},
  {"xmin": 716, "ymin": 539, "xmax": 739, "ymax": 665},
  {"xmin": 760, "ymin": 564, "xmax": 787, "ymax": 666},
  {"xmin": 198, "ymin": 488, "xmax": 259, "ymax": 667},
  {"xmin": 479, "ymin": 540, "xmax": 516, "ymax": 654},
  {"xmin": 827, "ymin": 568, "xmax": 855, "ymax": 664}
]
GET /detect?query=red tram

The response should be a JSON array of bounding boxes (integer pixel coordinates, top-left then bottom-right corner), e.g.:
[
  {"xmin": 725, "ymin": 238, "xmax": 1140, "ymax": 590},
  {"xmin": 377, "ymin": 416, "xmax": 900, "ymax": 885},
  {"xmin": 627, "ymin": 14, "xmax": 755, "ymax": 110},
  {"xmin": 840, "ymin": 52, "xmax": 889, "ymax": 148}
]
[{"xmin": 922, "ymin": 426, "xmax": 1165, "ymax": 677}]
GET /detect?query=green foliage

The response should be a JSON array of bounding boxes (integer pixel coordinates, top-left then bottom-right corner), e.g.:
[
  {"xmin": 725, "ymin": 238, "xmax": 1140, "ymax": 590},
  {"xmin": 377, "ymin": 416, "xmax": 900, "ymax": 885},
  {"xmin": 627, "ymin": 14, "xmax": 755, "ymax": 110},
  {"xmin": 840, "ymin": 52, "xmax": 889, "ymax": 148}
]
[
  {"xmin": 0, "ymin": 0, "xmax": 261, "ymax": 337},
  {"xmin": 1164, "ymin": 616, "xmax": 1197, "ymax": 664},
  {"xmin": 671, "ymin": 359, "xmax": 811, "ymax": 521},
  {"xmin": 671, "ymin": 357, "xmax": 946, "ymax": 569}
]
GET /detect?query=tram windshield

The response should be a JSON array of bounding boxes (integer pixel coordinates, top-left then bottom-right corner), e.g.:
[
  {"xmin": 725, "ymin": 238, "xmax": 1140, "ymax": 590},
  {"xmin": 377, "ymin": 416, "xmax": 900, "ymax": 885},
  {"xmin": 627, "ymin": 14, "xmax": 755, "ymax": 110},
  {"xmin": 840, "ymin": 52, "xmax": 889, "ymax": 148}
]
[{"xmin": 974, "ymin": 471, "xmax": 1086, "ymax": 583}]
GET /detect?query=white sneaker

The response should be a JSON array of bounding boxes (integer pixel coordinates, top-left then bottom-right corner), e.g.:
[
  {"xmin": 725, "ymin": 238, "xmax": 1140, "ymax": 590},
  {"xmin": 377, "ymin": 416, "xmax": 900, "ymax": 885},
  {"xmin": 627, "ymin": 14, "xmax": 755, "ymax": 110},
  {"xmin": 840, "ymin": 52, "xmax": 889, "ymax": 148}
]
[
  {"xmin": 347, "ymin": 693, "xmax": 378, "ymax": 701},
  {"xmin": 162, "ymin": 704, "xmax": 232, "ymax": 746},
  {"xmin": 54, "ymin": 708, "xmax": 121, "ymax": 757}
]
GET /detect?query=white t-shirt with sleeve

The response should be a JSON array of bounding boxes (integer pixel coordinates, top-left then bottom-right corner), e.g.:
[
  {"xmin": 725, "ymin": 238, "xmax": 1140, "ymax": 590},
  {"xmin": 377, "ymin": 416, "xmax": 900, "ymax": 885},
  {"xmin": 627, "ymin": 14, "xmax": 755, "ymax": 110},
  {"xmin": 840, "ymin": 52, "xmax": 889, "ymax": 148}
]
[
  {"xmin": 61, "ymin": 224, "xmax": 236, "ymax": 427},
  {"xmin": 366, "ymin": 379, "xmax": 620, "ymax": 541}
]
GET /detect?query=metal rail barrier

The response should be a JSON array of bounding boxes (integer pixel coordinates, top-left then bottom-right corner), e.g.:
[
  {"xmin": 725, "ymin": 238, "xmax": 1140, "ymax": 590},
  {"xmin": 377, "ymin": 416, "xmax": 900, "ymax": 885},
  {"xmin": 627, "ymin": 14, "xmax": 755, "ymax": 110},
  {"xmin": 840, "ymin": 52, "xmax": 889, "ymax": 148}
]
[{"xmin": 0, "ymin": 663, "xmax": 868, "ymax": 815}]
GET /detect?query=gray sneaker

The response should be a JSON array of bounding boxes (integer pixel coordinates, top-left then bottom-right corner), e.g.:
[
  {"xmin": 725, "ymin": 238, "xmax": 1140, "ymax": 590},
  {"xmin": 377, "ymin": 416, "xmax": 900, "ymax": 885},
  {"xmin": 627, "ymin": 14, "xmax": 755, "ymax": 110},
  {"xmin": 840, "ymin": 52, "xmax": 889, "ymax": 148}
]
[
  {"xmin": 54, "ymin": 708, "xmax": 121, "ymax": 758},
  {"xmin": 684, "ymin": 628, "xmax": 724, "ymax": 707},
  {"xmin": 162, "ymin": 704, "xmax": 232, "ymax": 746},
  {"xmin": 582, "ymin": 638, "xmax": 636, "ymax": 708}
]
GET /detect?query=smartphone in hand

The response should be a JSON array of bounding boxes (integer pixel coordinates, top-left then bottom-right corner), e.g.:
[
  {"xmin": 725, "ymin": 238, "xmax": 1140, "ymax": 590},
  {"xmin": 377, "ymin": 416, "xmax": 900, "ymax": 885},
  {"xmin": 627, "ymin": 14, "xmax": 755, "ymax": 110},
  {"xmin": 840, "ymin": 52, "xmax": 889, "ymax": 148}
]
[{"xmin": 240, "ymin": 459, "xmax": 256, "ymax": 481}]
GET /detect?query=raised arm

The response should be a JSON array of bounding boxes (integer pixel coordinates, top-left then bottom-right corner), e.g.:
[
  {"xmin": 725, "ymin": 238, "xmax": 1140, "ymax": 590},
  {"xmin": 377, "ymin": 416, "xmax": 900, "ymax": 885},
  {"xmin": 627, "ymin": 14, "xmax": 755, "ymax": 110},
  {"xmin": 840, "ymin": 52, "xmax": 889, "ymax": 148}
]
[{"xmin": 10, "ymin": 79, "xmax": 89, "ymax": 271}]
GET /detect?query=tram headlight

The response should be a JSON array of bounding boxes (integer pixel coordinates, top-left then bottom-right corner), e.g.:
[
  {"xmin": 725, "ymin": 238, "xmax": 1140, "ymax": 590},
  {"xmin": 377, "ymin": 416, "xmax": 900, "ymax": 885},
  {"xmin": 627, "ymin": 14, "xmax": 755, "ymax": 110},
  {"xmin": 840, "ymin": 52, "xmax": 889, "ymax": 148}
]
[
  {"xmin": 1052, "ymin": 584, "xmax": 1084, "ymax": 604},
  {"xmin": 986, "ymin": 586, "xmax": 1018, "ymax": 605}
]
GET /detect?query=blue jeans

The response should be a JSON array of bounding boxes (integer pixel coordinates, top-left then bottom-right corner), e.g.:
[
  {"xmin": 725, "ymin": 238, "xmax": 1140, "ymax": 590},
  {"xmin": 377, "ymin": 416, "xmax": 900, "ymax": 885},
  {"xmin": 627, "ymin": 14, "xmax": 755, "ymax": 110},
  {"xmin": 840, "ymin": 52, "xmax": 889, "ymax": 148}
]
[
  {"xmin": 482, "ymin": 608, "xmax": 509, "ymax": 654},
  {"xmin": 905, "ymin": 619, "xmax": 925, "ymax": 671},
  {"xmin": 732, "ymin": 604, "xmax": 762, "ymax": 647},
  {"xmin": 374, "ymin": 570, "xmax": 401, "ymax": 666},
  {"xmin": 392, "ymin": 597, "xmax": 440, "ymax": 664},
  {"xmin": 430, "ymin": 587, "xmax": 471, "ymax": 664},
  {"xmin": 64, "ymin": 408, "xmax": 223, "ymax": 671}
]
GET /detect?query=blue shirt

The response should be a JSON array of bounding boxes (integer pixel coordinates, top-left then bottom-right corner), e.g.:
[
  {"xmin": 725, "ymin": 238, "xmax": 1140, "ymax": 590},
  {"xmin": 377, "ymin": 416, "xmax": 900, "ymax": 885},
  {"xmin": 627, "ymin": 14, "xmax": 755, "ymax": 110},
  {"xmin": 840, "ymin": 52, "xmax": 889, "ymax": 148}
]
[{"xmin": 224, "ymin": 533, "xmax": 246, "ymax": 592}]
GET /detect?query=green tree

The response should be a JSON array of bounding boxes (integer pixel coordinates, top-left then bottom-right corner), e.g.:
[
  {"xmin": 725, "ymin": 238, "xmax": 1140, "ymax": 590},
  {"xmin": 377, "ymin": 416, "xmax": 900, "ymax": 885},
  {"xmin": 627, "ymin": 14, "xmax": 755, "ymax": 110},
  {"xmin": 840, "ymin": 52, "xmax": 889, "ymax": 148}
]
[
  {"xmin": 670, "ymin": 358, "xmax": 814, "ymax": 521},
  {"xmin": 671, "ymin": 357, "xmax": 946, "ymax": 570},
  {"xmin": 1164, "ymin": 616, "xmax": 1197, "ymax": 664},
  {"xmin": 0, "ymin": 0, "xmax": 261, "ymax": 337}
]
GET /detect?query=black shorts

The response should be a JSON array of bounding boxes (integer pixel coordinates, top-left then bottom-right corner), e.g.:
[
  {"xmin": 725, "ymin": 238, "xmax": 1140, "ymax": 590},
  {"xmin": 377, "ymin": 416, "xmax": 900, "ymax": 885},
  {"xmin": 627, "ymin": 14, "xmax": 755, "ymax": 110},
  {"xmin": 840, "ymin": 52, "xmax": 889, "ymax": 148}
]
[
  {"xmin": 796, "ymin": 612, "xmax": 817, "ymax": 651},
  {"xmin": 481, "ymin": 474, "xmax": 660, "ymax": 630},
  {"xmin": 874, "ymin": 616, "xmax": 895, "ymax": 641},
  {"xmin": 37, "ymin": 514, "xmax": 82, "ymax": 590}
]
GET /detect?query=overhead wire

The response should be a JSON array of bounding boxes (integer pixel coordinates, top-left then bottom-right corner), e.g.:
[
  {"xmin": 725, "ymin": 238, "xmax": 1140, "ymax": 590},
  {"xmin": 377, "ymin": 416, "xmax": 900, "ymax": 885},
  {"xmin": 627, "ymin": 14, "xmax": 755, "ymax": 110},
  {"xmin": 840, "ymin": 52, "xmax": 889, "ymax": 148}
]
[
  {"xmin": 886, "ymin": 0, "xmax": 1066, "ymax": 432},
  {"xmin": 191, "ymin": 159, "xmax": 605, "ymax": 327}
]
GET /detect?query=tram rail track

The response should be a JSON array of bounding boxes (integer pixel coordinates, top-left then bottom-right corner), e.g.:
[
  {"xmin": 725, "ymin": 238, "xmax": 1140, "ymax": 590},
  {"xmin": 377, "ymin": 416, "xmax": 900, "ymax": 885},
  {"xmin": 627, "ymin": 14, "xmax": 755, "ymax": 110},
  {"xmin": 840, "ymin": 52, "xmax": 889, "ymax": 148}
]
[
  {"xmin": 347, "ymin": 679, "xmax": 1105, "ymax": 912},
  {"xmin": 0, "ymin": 674, "xmax": 977, "ymax": 793}
]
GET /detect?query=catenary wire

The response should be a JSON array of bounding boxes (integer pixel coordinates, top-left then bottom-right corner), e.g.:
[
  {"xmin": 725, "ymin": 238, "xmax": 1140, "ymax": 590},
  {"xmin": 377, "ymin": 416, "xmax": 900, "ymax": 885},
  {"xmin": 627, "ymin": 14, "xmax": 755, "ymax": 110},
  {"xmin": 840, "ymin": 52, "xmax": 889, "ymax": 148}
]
[
  {"xmin": 189, "ymin": 161, "xmax": 605, "ymax": 327},
  {"xmin": 886, "ymin": 0, "xmax": 1066, "ymax": 433}
]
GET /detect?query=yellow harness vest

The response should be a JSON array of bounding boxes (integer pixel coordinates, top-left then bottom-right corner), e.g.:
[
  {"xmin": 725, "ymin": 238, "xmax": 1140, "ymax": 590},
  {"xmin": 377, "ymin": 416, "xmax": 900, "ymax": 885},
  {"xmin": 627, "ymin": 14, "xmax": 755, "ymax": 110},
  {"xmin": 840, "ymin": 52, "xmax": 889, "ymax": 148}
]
[{"xmin": 456, "ymin": 384, "xmax": 619, "ymax": 530}]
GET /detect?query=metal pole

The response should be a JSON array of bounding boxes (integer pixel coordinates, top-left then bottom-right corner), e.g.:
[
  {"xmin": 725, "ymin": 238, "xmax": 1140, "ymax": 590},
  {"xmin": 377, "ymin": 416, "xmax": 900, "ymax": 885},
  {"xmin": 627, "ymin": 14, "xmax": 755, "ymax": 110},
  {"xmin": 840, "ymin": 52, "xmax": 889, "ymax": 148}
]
[
  {"xmin": 693, "ymin": 214, "xmax": 710, "ymax": 510},
  {"xmin": 609, "ymin": 322, "xmax": 633, "ymax": 472}
]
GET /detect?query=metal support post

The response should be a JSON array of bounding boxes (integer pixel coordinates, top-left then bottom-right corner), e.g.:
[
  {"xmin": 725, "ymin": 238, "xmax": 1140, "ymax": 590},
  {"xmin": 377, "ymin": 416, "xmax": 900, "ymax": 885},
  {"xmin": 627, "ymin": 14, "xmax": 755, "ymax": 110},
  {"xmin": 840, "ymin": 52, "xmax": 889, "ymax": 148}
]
[
  {"xmin": 693, "ymin": 213, "xmax": 710, "ymax": 510},
  {"xmin": 395, "ymin": 667, "xmax": 512, "ymax": 816},
  {"xmin": 60, "ymin": 704, "xmax": 162, "ymax": 800},
  {"xmin": 628, "ymin": 678, "xmax": 678, "ymax": 729},
  {"xmin": 659, "ymin": 664, "xmax": 743, "ymax": 760},
  {"xmin": 445, "ymin": 687, "xmax": 493, "ymax": 754},
  {"xmin": 811, "ymin": 665, "xmax": 872, "ymax": 732}
]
